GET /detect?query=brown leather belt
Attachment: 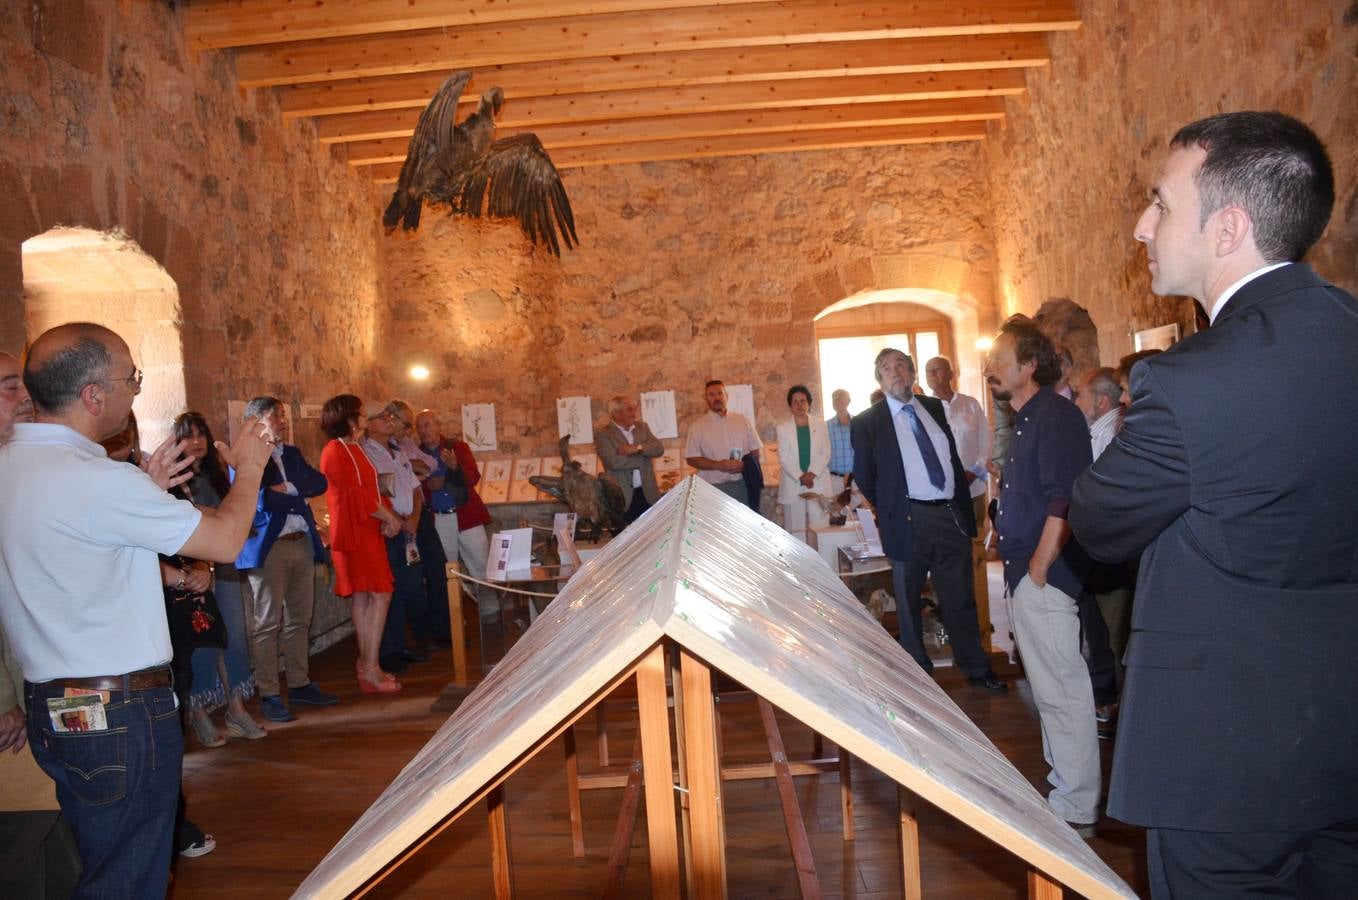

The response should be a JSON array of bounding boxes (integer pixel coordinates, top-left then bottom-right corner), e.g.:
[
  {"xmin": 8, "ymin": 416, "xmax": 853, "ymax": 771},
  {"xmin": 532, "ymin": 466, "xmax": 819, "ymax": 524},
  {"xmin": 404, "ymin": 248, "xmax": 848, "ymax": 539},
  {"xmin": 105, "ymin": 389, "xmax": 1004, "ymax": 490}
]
[
  {"xmin": 48, "ymin": 666, "xmax": 172, "ymax": 693},
  {"xmin": 277, "ymin": 532, "xmax": 307, "ymax": 541}
]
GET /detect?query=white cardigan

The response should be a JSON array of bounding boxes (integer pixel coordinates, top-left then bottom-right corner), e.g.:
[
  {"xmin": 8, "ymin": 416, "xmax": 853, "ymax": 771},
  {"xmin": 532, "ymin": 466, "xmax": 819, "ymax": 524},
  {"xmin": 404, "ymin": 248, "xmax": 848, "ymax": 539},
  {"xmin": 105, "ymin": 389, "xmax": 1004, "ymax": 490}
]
[{"xmin": 774, "ymin": 417, "xmax": 832, "ymax": 505}]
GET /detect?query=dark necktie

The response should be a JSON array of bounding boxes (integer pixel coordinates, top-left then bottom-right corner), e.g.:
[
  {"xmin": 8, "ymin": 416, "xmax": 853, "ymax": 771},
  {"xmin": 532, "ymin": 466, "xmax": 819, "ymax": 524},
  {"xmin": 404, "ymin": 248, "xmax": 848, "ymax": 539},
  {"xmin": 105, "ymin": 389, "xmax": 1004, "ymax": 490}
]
[{"xmin": 901, "ymin": 405, "xmax": 947, "ymax": 491}]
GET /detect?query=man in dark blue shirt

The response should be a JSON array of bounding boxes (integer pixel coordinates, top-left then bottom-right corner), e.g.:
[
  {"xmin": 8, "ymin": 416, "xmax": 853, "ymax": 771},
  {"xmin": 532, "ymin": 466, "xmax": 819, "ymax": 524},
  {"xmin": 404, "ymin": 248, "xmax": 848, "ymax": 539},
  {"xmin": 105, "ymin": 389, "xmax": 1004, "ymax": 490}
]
[{"xmin": 986, "ymin": 315, "xmax": 1098, "ymax": 837}]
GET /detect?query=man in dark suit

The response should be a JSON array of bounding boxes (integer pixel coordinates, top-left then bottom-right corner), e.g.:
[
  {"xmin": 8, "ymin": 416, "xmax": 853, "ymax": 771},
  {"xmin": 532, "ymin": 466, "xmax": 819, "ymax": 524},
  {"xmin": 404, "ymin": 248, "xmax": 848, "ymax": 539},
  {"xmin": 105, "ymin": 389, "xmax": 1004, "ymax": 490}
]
[
  {"xmin": 1070, "ymin": 112, "xmax": 1358, "ymax": 897},
  {"xmin": 235, "ymin": 396, "xmax": 338, "ymax": 722},
  {"xmin": 851, "ymin": 348, "xmax": 1005, "ymax": 692}
]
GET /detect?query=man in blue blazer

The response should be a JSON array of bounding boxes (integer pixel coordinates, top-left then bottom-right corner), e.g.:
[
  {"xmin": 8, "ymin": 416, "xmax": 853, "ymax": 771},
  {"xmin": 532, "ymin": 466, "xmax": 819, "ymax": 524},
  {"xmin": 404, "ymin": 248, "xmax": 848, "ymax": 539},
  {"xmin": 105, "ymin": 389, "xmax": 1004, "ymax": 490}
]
[
  {"xmin": 851, "ymin": 349, "xmax": 1004, "ymax": 692},
  {"xmin": 235, "ymin": 397, "xmax": 338, "ymax": 722},
  {"xmin": 1071, "ymin": 113, "xmax": 1358, "ymax": 897}
]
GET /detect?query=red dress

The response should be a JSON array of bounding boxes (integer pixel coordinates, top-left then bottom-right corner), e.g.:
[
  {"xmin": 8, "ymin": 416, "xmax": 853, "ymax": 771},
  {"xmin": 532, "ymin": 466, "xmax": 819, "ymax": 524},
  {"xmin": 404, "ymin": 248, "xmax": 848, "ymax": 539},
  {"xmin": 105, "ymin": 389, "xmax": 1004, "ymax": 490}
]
[{"xmin": 320, "ymin": 438, "xmax": 394, "ymax": 596}]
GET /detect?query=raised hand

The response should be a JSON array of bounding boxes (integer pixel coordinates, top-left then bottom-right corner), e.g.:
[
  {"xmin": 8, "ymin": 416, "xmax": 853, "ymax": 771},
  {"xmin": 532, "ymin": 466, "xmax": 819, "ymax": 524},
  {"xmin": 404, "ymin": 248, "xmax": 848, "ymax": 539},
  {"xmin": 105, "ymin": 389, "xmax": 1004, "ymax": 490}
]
[
  {"xmin": 141, "ymin": 437, "xmax": 194, "ymax": 491},
  {"xmin": 216, "ymin": 415, "xmax": 272, "ymax": 474}
]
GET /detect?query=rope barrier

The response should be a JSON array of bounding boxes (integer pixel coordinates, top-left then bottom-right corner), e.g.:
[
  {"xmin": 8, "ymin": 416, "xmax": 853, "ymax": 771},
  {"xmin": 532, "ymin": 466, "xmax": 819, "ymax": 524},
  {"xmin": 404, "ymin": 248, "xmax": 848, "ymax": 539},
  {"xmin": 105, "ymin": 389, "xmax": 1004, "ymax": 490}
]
[{"xmin": 448, "ymin": 568, "xmax": 561, "ymax": 598}]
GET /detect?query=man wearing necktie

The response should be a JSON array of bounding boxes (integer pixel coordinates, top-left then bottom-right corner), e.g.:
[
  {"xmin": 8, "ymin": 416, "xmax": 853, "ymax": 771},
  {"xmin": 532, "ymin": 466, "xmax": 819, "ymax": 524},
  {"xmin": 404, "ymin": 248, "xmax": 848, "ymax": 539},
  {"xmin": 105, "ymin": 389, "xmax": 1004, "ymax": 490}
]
[{"xmin": 851, "ymin": 348, "xmax": 1006, "ymax": 693}]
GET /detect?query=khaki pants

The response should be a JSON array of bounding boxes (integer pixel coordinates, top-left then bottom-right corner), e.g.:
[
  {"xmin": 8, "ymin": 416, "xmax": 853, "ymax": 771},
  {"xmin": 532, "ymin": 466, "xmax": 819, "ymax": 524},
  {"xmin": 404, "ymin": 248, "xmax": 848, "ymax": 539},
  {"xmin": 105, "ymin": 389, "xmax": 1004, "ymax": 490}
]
[{"xmin": 243, "ymin": 535, "xmax": 315, "ymax": 697}]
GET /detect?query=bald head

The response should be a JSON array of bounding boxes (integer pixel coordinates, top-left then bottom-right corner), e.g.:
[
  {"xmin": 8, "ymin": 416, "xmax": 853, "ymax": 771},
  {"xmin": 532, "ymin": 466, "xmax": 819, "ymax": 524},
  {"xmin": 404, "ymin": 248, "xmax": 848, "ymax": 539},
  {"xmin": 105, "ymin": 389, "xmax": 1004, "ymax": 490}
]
[
  {"xmin": 1, "ymin": 351, "xmax": 34, "ymax": 443},
  {"xmin": 24, "ymin": 323, "xmax": 122, "ymax": 415}
]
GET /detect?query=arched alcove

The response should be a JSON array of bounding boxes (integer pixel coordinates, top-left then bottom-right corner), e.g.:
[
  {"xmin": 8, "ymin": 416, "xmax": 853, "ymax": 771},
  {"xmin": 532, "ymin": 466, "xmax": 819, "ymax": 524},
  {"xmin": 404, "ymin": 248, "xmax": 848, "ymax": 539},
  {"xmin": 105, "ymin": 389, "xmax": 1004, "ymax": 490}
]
[
  {"xmin": 21, "ymin": 227, "xmax": 186, "ymax": 450},
  {"xmin": 814, "ymin": 288, "xmax": 985, "ymax": 407}
]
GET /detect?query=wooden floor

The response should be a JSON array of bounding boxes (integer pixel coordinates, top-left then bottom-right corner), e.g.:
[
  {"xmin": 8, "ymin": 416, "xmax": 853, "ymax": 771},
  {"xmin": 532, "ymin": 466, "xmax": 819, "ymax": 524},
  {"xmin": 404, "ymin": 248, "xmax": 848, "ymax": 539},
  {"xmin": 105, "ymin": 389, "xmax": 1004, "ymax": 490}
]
[{"xmin": 171, "ymin": 635, "xmax": 1149, "ymax": 899}]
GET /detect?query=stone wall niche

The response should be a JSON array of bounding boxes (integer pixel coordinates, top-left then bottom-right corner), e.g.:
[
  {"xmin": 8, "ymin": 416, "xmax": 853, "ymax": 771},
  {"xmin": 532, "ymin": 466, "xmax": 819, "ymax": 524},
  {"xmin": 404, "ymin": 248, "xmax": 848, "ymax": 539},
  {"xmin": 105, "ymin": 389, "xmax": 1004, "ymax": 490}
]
[{"xmin": 22, "ymin": 227, "xmax": 186, "ymax": 449}]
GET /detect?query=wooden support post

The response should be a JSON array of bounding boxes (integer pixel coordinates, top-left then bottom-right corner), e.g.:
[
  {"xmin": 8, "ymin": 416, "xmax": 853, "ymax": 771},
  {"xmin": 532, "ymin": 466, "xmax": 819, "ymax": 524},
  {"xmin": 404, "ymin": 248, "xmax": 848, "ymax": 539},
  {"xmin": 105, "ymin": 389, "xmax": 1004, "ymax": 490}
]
[
  {"xmin": 636, "ymin": 644, "xmax": 682, "ymax": 900},
  {"xmin": 1028, "ymin": 869, "xmax": 1064, "ymax": 899},
  {"xmin": 898, "ymin": 786, "xmax": 922, "ymax": 900},
  {"xmin": 488, "ymin": 785, "xmax": 514, "ymax": 900},
  {"xmin": 839, "ymin": 750, "xmax": 854, "ymax": 842},
  {"xmin": 812, "ymin": 731, "xmax": 824, "ymax": 759},
  {"xmin": 446, "ymin": 562, "xmax": 468, "ymax": 684},
  {"xmin": 596, "ymin": 704, "xmax": 611, "ymax": 767},
  {"xmin": 757, "ymin": 698, "xmax": 822, "ymax": 900},
  {"xmin": 973, "ymin": 536, "xmax": 992, "ymax": 652},
  {"xmin": 564, "ymin": 727, "xmax": 586, "ymax": 858},
  {"xmin": 602, "ymin": 734, "xmax": 645, "ymax": 899},
  {"xmin": 679, "ymin": 650, "xmax": 727, "ymax": 900},
  {"xmin": 670, "ymin": 645, "xmax": 694, "ymax": 893}
]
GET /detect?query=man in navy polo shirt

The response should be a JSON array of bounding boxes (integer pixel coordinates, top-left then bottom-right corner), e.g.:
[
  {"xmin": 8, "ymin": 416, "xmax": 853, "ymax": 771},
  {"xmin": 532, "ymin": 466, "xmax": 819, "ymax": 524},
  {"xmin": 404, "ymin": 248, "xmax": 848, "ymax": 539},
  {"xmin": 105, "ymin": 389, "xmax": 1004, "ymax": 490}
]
[{"xmin": 985, "ymin": 315, "xmax": 1098, "ymax": 837}]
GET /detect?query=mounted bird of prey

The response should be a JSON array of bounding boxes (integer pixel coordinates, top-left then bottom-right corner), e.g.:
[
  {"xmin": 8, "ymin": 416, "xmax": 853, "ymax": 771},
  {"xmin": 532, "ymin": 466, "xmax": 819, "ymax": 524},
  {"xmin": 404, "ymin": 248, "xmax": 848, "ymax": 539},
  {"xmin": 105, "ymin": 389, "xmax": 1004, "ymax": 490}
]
[{"xmin": 382, "ymin": 70, "xmax": 578, "ymax": 256}]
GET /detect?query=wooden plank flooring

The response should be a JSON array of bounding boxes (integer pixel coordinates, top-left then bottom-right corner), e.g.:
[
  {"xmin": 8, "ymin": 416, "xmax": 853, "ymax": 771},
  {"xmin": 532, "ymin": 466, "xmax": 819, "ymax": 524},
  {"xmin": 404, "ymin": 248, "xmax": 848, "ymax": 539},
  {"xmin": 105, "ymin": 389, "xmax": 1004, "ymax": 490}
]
[{"xmin": 171, "ymin": 634, "xmax": 1148, "ymax": 898}]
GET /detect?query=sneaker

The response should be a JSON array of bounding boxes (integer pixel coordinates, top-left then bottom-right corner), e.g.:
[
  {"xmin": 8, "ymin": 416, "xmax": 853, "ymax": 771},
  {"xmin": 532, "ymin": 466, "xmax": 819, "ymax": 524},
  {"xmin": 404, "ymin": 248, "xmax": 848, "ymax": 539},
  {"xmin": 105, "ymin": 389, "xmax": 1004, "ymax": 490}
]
[
  {"xmin": 179, "ymin": 833, "xmax": 217, "ymax": 858},
  {"xmin": 1095, "ymin": 703, "xmax": 1119, "ymax": 741},
  {"xmin": 288, "ymin": 683, "xmax": 340, "ymax": 707},
  {"xmin": 1067, "ymin": 819, "xmax": 1097, "ymax": 839},
  {"xmin": 260, "ymin": 695, "xmax": 295, "ymax": 722}
]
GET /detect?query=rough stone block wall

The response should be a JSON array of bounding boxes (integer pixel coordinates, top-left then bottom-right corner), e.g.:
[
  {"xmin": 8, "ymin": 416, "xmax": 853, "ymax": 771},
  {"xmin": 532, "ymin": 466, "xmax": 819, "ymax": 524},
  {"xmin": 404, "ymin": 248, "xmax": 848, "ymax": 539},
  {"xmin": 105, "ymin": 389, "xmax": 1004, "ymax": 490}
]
[
  {"xmin": 984, "ymin": 0, "xmax": 1358, "ymax": 364},
  {"xmin": 378, "ymin": 144, "xmax": 996, "ymax": 454},
  {"xmin": 0, "ymin": 0, "xmax": 384, "ymax": 439}
]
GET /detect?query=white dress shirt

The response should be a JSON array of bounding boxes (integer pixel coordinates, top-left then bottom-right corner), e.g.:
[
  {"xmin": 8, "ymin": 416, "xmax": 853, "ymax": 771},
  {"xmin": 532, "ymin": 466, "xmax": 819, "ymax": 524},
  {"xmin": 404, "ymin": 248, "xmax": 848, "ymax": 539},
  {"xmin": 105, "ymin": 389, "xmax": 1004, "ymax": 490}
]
[
  {"xmin": 270, "ymin": 444, "xmax": 309, "ymax": 537},
  {"xmin": 939, "ymin": 391, "xmax": 991, "ymax": 499},
  {"xmin": 1088, "ymin": 407, "xmax": 1123, "ymax": 460},
  {"xmin": 615, "ymin": 424, "xmax": 642, "ymax": 488},
  {"xmin": 1208, "ymin": 262, "xmax": 1291, "ymax": 324},
  {"xmin": 885, "ymin": 394, "xmax": 954, "ymax": 501}
]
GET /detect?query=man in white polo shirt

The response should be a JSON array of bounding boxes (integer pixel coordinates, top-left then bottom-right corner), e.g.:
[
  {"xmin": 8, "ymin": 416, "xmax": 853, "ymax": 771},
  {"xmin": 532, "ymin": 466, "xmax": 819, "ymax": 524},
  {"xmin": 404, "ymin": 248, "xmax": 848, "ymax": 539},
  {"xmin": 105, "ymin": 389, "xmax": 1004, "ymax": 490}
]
[
  {"xmin": 0, "ymin": 323, "xmax": 272, "ymax": 898},
  {"xmin": 684, "ymin": 379, "xmax": 761, "ymax": 505}
]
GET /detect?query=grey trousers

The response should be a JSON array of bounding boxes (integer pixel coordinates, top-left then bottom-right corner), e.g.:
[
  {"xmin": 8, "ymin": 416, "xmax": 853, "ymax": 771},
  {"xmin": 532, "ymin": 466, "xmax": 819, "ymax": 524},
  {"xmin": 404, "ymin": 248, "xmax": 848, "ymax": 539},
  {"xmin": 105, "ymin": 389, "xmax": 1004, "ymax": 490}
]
[
  {"xmin": 243, "ymin": 535, "xmax": 316, "ymax": 697},
  {"xmin": 1009, "ymin": 574, "xmax": 1101, "ymax": 825}
]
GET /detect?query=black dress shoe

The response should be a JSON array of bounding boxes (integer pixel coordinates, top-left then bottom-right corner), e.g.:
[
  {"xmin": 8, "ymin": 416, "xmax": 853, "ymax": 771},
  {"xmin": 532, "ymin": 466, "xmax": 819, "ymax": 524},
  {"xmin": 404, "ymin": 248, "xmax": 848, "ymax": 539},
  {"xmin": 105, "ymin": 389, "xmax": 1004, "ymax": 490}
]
[
  {"xmin": 399, "ymin": 648, "xmax": 430, "ymax": 663},
  {"xmin": 968, "ymin": 672, "xmax": 1009, "ymax": 692}
]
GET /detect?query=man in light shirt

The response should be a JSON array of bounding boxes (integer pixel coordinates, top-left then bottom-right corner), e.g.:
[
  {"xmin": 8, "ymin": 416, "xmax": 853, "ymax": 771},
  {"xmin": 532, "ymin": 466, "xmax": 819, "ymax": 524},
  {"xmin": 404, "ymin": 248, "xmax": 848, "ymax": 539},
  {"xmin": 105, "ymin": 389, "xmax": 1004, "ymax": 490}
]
[
  {"xmin": 924, "ymin": 356, "xmax": 991, "ymax": 529},
  {"xmin": 0, "ymin": 323, "xmax": 272, "ymax": 897},
  {"xmin": 825, "ymin": 389, "xmax": 854, "ymax": 495},
  {"xmin": 1071, "ymin": 368, "xmax": 1123, "ymax": 459},
  {"xmin": 684, "ymin": 380, "xmax": 760, "ymax": 505},
  {"xmin": 596, "ymin": 395, "xmax": 663, "ymax": 524}
]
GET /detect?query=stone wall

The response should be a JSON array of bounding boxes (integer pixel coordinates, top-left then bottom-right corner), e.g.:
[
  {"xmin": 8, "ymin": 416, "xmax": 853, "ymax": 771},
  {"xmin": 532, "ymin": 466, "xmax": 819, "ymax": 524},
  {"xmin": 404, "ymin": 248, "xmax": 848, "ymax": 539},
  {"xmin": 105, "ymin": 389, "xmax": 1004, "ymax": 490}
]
[
  {"xmin": 378, "ymin": 144, "xmax": 997, "ymax": 454},
  {"xmin": 0, "ymin": 0, "xmax": 384, "ymax": 440},
  {"xmin": 984, "ymin": 0, "xmax": 1358, "ymax": 364}
]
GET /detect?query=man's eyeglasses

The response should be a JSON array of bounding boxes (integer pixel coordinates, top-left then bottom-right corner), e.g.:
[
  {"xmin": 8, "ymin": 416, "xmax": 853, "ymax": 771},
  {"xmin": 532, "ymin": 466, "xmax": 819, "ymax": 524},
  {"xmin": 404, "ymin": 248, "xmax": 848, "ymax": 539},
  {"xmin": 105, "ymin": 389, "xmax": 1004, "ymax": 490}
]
[
  {"xmin": 110, "ymin": 367, "xmax": 143, "ymax": 392},
  {"xmin": 382, "ymin": 410, "xmax": 412, "ymax": 429}
]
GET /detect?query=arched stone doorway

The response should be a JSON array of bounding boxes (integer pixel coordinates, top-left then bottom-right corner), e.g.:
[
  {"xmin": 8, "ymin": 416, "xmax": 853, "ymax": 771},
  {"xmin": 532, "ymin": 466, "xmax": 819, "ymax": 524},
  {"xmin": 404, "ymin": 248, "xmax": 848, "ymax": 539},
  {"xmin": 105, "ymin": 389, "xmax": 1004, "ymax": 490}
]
[
  {"xmin": 21, "ymin": 227, "xmax": 186, "ymax": 449},
  {"xmin": 814, "ymin": 287, "xmax": 985, "ymax": 408}
]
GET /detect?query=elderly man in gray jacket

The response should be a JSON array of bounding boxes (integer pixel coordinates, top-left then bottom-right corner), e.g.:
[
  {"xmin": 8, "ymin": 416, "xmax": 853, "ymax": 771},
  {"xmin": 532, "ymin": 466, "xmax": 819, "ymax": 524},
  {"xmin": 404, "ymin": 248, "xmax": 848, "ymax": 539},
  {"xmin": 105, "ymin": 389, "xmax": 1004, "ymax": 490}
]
[{"xmin": 595, "ymin": 395, "xmax": 663, "ymax": 524}]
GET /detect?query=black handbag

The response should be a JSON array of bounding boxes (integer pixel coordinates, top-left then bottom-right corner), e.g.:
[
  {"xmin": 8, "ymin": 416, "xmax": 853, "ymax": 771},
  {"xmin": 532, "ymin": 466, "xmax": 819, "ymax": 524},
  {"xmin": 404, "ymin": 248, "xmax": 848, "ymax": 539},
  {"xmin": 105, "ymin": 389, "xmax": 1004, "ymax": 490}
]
[{"xmin": 163, "ymin": 557, "xmax": 228, "ymax": 650}]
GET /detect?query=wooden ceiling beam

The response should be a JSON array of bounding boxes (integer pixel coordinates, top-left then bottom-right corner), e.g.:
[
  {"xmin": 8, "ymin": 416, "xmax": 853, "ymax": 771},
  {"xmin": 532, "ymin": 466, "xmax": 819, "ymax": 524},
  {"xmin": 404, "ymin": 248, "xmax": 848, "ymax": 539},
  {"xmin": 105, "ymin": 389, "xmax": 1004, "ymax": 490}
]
[
  {"xmin": 286, "ymin": 33, "xmax": 1049, "ymax": 120},
  {"xmin": 343, "ymin": 98, "xmax": 1006, "ymax": 163},
  {"xmin": 234, "ymin": 0, "xmax": 1080, "ymax": 87},
  {"xmin": 365, "ymin": 121, "xmax": 989, "ymax": 180},
  {"xmin": 313, "ymin": 70, "xmax": 1027, "ymax": 143},
  {"xmin": 186, "ymin": 0, "xmax": 787, "ymax": 50}
]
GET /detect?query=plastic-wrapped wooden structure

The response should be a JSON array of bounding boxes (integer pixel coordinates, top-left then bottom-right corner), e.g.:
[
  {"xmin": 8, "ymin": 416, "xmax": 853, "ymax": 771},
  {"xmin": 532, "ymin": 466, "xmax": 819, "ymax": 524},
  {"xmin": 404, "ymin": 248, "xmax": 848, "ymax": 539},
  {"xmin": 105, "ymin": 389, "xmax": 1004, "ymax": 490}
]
[{"xmin": 295, "ymin": 476, "xmax": 1135, "ymax": 899}]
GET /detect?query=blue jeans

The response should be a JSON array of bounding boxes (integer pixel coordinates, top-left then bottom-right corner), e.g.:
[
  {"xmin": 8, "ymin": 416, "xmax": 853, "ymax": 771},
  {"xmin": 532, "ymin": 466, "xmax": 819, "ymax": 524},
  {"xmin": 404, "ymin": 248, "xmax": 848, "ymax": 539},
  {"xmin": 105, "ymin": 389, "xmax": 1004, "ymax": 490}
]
[
  {"xmin": 189, "ymin": 576, "xmax": 256, "ymax": 710},
  {"xmin": 380, "ymin": 533, "xmax": 424, "ymax": 660},
  {"xmin": 25, "ymin": 679, "xmax": 183, "ymax": 900}
]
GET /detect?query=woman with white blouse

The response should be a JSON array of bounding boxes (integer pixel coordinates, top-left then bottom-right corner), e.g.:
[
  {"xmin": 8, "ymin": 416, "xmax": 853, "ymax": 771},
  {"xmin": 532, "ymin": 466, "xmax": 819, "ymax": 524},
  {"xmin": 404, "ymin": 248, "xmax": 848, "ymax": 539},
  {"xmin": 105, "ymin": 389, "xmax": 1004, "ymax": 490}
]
[{"xmin": 775, "ymin": 385, "xmax": 831, "ymax": 544}]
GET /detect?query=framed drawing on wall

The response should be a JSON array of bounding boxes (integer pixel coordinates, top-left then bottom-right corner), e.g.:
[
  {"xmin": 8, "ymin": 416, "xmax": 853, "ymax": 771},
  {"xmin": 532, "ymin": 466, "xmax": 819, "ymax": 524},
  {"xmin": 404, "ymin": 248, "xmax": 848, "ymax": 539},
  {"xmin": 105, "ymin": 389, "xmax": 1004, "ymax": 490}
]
[{"xmin": 1133, "ymin": 323, "xmax": 1180, "ymax": 352}]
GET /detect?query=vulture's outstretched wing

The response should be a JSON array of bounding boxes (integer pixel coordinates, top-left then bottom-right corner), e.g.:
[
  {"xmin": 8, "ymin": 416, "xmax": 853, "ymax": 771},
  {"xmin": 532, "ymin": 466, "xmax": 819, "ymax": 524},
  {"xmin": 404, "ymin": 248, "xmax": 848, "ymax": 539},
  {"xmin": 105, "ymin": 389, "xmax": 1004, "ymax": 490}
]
[
  {"xmin": 453, "ymin": 133, "xmax": 578, "ymax": 256},
  {"xmin": 382, "ymin": 70, "xmax": 472, "ymax": 232}
]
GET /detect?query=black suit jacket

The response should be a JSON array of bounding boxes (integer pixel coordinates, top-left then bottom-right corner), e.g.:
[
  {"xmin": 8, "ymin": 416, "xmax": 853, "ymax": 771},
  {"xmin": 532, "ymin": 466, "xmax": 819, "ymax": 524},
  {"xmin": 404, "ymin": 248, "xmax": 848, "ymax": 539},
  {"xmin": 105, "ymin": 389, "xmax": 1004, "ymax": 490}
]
[
  {"xmin": 1071, "ymin": 264, "xmax": 1358, "ymax": 832},
  {"xmin": 851, "ymin": 395, "xmax": 976, "ymax": 562}
]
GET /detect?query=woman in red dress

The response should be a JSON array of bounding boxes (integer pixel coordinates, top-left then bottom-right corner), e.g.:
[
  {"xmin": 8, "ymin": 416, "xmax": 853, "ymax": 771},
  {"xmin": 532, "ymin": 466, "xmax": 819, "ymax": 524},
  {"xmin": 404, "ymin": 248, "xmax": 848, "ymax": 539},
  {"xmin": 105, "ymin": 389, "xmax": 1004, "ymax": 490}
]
[{"xmin": 318, "ymin": 394, "xmax": 404, "ymax": 693}]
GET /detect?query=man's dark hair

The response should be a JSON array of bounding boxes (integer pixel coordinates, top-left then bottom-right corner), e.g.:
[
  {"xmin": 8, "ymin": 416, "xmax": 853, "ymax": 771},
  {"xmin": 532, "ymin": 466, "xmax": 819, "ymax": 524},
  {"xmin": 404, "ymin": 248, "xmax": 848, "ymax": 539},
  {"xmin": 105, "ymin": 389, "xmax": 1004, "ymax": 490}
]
[
  {"xmin": 1116, "ymin": 349, "xmax": 1162, "ymax": 386},
  {"xmin": 704, "ymin": 379, "xmax": 724, "ymax": 390},
  {"xmin": 244, "ymin": 396, "xmax": 282, "ymax": 421},
  {"xmin": 320, "ymin": 394, "xmax": 362, "ymax": 440},
  {"xmin": 999, "ymin": 316, "xmax": 1062, "ymax": 387},
  {"xmin": 786, "ymin": 384, "xmax": 813, "ymax": 407},
  {"xmin": 1171, "ymin": 111, "xmax": 1334, "ymax": 262},
  {"xmin": 24, "ymin": 334, "xmax": 112, "ymax": 414},
  {"xmin": 872, "ymin": 347, "xmax": 914, "ymax": 373}
]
